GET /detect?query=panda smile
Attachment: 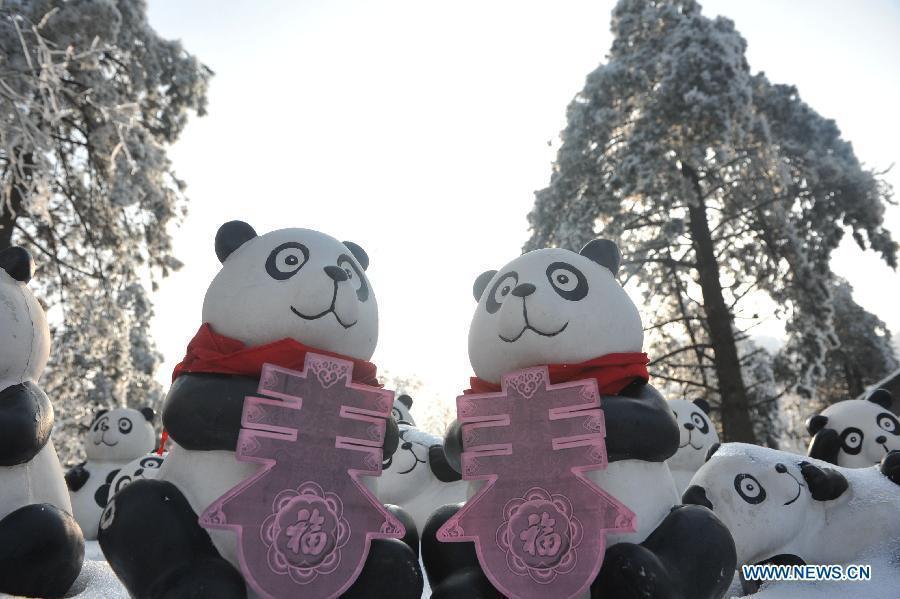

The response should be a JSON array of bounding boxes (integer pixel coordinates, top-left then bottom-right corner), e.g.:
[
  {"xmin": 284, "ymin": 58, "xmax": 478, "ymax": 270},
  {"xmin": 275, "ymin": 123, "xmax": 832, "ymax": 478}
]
[
  {"xmin": 289, "ymin": 283, "xmax": 357, "ymax": 328},
  {"xmin": 95, "ymin": 432, "xmax": 118, "ymax": 447},
  {"xmin": 781, "ymin": 472, "xmax": 805, "ymax": 506},
  {"xmin": 499, "ymin": 321, "xmax": 568, "ymax": 343}
]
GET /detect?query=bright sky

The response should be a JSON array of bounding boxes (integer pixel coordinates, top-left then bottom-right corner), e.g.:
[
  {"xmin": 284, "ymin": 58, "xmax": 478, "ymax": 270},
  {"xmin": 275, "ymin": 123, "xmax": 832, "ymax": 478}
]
[{"xmin": 146, "ymin": 0, "xmax": 900, "ymax": 423}]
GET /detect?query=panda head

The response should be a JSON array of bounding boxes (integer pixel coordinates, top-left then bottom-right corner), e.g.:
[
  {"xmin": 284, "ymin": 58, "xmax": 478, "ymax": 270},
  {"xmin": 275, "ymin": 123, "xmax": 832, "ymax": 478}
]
[
  {"xmin": 202, "ymin": 221, "xmax": 378, "ymax": 360},
  {"xmin": 85, "ymin": 407, "xmax": 157, "ymax": 461},
  {"xmin": 684, "ymin": 443, "xmax": 848, "ymax": 564},
  {"xmin": 0, "ymin": 247, "xmax": 50, "ymax": 389},
  {"xmin": 667, "ymin": 398, "xmax": 719, "ymax": 472},
  {"xmin": 382, "ymin": 424, "xmax": 430, "ymax": 477},
  {"xmin": 807, "ymin": 390, "xmax": 899, "ymax": 468},
  {"xmin": 109, "ymin": 453, "xmax": 166, "ymax": 499},
  {"xmin": 467, "ymin": 239, "xmax": 643, "ymax": 383},
  {"xmin": 391, "ymin": 394, "xmax": 415, "ymax": 425}
]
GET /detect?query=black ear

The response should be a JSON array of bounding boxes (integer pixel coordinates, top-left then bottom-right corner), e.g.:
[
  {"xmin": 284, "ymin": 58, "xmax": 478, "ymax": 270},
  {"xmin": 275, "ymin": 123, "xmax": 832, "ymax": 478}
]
[
  {"xmin": 799, "ymin": 461, "xmax": 848, "ymax": 501},
  {"xmin": 92, "ymin": 409, "xmax": 109, "ymax": 424},
  {"xmin": 398, "ymin": 394, "xmax": 413, "ymax": 409},
  {"xmin": 473, "ymin": 270, "xmax": 498, "ymax": 301},
  {"xmin": 140, "ymin": 407, "xmax": 156, "ymax": 423},
  {"xmin": 580, "ymin": 239, "xmax": 621, "ymax": 275},
  {"xmin": 0, "ymin": 246, "xmax": 35, "ymax": 283},
  {"xmin": 806, "ymin": 414, "xmax": 828, "ymax": 435},
  {"xmin": 693, "ymin": 398, "xmax": 711, "ymax": 415},
  {"xmin": 867, "ymin": 389, "xmax": 893, "ymax": 409},
  {"xmin": 343, "ymin": 241, "xmax": 369, "ymax": 270},
  {"xmin": 705, "ymin": 442, "xmax": 720, "ymax": 462},
  {"xmin": 215, "ymin": 221, "xmax": 257, "ymax": 263},
  {"xmin": 682, "ymin": 485, "xmax": 713, "ymax": 510},
  {"xmin": 807, "ymin": 428, "xmax": 841, "ymax": 465}
]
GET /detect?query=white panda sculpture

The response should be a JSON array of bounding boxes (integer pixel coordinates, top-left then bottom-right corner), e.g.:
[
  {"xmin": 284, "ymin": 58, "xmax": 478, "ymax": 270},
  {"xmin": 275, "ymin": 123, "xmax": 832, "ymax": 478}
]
[
  {"xmin": 0, "ymin": 246, "xmax": 84, "ymax": 598},
  {"xmin": 667, "ymin": 398, "xmax": 720, "ymax": 494},
  {"xmin": 65, "ymin": 406, "xmax": 157, "ymax": 539},
  {"xmin": 378, "ymin": 422, "xmax": 467, "ymax": 531},
  {"xmin": 422, "ymin": 240, "xmax": 736, "ymax": 599},
  {"xmin": 98, "ymin": 222, "xmax": 422, "ymax": 599},
  {"xmin": 107, "ymin": 452, "xmax": 166, "ymax": 500},
  {"xmin": 807, "ymin": 389, "xmax": 900, "ymax": 468},
  {"xmin": 684, "ymin": 442, "xmax": 900, "ymax": 590}
]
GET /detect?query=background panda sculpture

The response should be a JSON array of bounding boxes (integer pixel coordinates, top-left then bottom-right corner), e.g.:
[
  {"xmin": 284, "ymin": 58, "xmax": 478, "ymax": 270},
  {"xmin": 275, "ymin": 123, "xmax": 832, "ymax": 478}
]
[
  {"xmin": 422, "ymin": 240, "xmax": 736, "ymax": 599},
  {"xmin": 667, "ymin": 398, "xmax": 720, "ymax": 494},
  {"xmin": 685, "ymin": 443, "xmax": 900, "ymax": 592},
  {"xmin": 392, "ymin": 393, "xmax": 416, "ymax": 425},
  {"xmin": 98, "ymin": 222, "xmax": 421, "ymax": 599},
  {"xmin": 0, "ymin": 246, "xmax": 84, "ymax": 598},
  {"xmin": 66, "ymin": 406, "xmax": 157, "ymax": 539},
  {"xmin": 807, "ymin": 389, "xmax": 900, "ymax": 468}
]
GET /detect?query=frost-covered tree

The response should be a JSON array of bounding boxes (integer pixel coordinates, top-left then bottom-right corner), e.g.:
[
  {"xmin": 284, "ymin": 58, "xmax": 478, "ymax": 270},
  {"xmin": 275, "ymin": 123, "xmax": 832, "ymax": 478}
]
[
  {"xmin": 527, "ymin": 0, "xmax": 897, "ymax": 442},
  {"xmin": 1, "ymin": 0, "xmax": 210, "ymax": 464}
]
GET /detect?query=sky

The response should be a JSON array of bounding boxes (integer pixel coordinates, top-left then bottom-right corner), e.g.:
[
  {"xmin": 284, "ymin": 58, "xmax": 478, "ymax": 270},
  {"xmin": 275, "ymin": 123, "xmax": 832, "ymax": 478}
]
[{"xmin": 146, "ymin": 0, "xmax": 900, "ymax": 426}]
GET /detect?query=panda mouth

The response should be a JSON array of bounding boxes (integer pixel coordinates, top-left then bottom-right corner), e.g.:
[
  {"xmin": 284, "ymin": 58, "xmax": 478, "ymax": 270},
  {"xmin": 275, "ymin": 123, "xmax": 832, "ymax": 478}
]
[
  {"xmin": 679, "ymin": 440, "xmax": 705, "ymax": 451},
  {"xmin": 94, "ymin": 433, "xmax": 118, "ymax": 447},
  {"xmin": 499, "ymin": 322, "xmax": 568, "ymax": 343},
  {"xmin": 291, "ymin": 305, "xmax": 357, "ymax": 329},
  {"xmin": 782, "ymin": 472, "xmax": 805, "ymax": 506}
]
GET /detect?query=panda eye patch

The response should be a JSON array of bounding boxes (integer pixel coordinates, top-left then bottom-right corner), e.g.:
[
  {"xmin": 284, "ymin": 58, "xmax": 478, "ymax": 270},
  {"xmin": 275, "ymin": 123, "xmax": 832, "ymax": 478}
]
[
  {"xmin": 840, "ymin": 427, "xmax": 863, "ymax": 454},
  {"xmin": 266, "ymin": 242, "xmax": 309, "ymax": 280},
  {"xmin": 546, "ymin": 262, "xmax": 588, "ymax": 301},
  {"xmin": 734, "ymin": 473, "xmax": 766, "ymax": 504},
  {"xmin": 691, "ymin": 412, "xmax": 709, "ymax": 434},
  {"xmin": 877, "ymin": 413, "xmax": 898, "ymax": 435},
  {"xmin": 486, "ymin": 272, "xmax": 518, "ymax": 314},
  {"xmin": 337, "ymin": 254, "xmax": 368, "ymax": 301},
  {"xmin": 118, "ymin": 418, "xmax": 133, "ymax": 434}
]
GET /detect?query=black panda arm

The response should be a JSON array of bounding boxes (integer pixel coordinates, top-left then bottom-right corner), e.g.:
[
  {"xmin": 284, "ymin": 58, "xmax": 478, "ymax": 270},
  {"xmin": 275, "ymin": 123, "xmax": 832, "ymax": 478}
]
[
  {"xmin": 383, "ymin": 416, "xmax": 400, "ymax": 459},
  {"xmin": 880, "ymin": 450, "xmax": 900, "ymax": 486},
  {"xmin": 602, "ymin": 381, "xmax": 680, "ymax": 463},
  {"xmin": 0, "ymin": 382, "xmax": 53, "ymax": 467},
  {"xmin": 429, "ymin": 445, "xmax": 463, "ymax": 482},
  {"xmin": 65, "ymin": 462, "xmax": 90, "ymax": 492},
  {"xmin": 807, "ymin": 428, "xmax": 841, "ymax": 465},
  {"xmin": 442, "ymin": 419, "xmax": 464, "ymax": 475}
]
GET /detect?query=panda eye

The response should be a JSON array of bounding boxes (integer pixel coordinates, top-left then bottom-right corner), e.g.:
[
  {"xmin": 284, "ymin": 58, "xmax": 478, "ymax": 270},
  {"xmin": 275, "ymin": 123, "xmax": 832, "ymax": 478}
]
[
  {"xmin": 877, "ymin": 413, "xmax": 898, "ymax": 435},
  {"xmin": 266, "ymin": 242, "xmax": 309, "ymax": 280},
  {"xmin": 337, "ymin": 254, "xmax": 368, "ymax": 301},
  {"xmin": 140, "ymin": 457, "xmax": 163, "ymax": 469},
  {"xmin": 691, "ymin": 412, "xmax": 710, "ymax": 434},
  {"xmin": 840, "ymin": 427, "xmax": 864, "ymax": 453},
  {"xmin": 118, "ymin": 418, "xmax": 133, "ymax": 434},
  {"xmin": 734, "ymin": 473, "xmax": 766, "ymax": 504},
  {"xmin": 486, "ymin": 272, "xmax": 518, "ymax": 314},
  {"xmin": 545, "ymin": 262, "xmax": 588, "ymax": 301}
]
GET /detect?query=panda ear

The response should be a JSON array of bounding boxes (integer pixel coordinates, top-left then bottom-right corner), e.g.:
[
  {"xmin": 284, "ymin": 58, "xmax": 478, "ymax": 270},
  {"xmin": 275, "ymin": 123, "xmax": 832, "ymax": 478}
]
[
  {"xmin": 799, "ymin": 461, "xmax": 848, "ymax": 501},
  {"xmin": 92, "ymin": 409, "xmax": 109, "ymax": 424},
  {"xmin": 140, "ymin": 407, "xmax": 156, "ymax": 423},
  {"xmin": 0, "ymin": 246, "xmax": 35, "ymax": 283},
  {"xmin": 693, "ymin": 398, "xmax": 711, "ymax": 415},
  {"xmin": 806, "ymin": 414, "xmax": 828, "ymax": 435},
  {"xmin": 398, "ymin": 394, "xmax": 413, "ymax": 409},
  {"xmin": 473, "ymin": 270, "xmax": 498, "ymax": 301},
  {"xmin": 580, "ymin": 239, "xmax": 621, "ymax": 275},
  {"xmin": 342, "ymin": 241, "xmax": 369, "ymax": 270},
  {"xmin": 866, "ymin": 389, "xmax": 893, "ymax": 409},
  {"xmin": 215, "ymin": 221, "xmax": 257, "ymax": 263},
  {"xmin": 705, "ymin": 442, "xmax": 720, "ymax": 462}
]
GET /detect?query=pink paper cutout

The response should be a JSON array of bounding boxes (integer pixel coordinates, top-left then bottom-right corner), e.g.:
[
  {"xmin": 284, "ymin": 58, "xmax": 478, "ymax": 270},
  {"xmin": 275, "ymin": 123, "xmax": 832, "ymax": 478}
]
[
  {"xmin": 436, "ymin": 366, "xmax": 636, "ymax": 599},
  {"xmin": 199, "ymin": 353, "xmax": 404, "ymax": 599}
]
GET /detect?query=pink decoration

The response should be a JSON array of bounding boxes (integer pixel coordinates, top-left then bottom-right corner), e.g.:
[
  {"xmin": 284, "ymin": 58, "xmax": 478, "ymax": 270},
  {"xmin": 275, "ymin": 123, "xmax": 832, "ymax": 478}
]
[
  {"xmin": 436, "ymin": 366, "xmax": 635, "ymax": 599},
  {"xmin": 199, "ymin": 354, "xmax": 404, "ymax": 599}
]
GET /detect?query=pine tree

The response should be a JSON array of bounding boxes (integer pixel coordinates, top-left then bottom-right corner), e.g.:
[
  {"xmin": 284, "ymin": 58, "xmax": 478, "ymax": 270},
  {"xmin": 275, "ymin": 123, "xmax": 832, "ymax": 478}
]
[
  {"xmin": 526, "ymin": 0, "xmax": 897, "ymax": 442},
  {"xmin": 1, "ymin": 0, "xmax": 211, "ymax": 463}
]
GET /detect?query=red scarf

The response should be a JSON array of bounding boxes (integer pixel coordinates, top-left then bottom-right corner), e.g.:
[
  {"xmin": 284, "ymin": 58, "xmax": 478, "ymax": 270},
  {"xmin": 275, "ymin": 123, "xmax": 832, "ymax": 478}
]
[{"xmin": 464, "ymin": 352, "xmax": 649, "ymax": 396}]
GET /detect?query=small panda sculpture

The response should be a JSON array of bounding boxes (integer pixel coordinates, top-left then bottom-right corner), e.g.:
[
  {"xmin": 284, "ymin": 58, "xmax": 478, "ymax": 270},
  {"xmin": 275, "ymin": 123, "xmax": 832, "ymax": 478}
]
[
  {"xmin": 667, "ymin": 398, "xmax": 720, "ymax": 494},
  {"xmin": 422, "ymin": 240, "xmax": 736, "ymax": 599},
  {"xmin": 684, "ymin": 443, "xmax": 900, "ymax": 586},
  {"xmin": 99, "ymin": 222, "xmax": 421, "ymax": 599},
  {"xmin": 378, "ymin": 422, "xmax": 466, "ymax": 532},
  {"xmin": 807, "ymin": 389, "xmax": 900, "ymax": 468},
  {"xmin": 65, "ymin": 406, "xmax": 157, "ymax": 539},
  {"xmin": 107, "ymin": 452, "xmax": 166, "ymax": 503},
  {"xmin": 0, "ymin": 246, "xmax": 84, "ymax": 598}
]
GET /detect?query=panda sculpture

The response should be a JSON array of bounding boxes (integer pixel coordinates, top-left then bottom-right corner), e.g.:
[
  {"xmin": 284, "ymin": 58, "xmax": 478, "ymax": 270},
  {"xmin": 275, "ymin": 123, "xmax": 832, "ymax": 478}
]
[
  {"xmin": 392, "ymin": 393, "xmax": 416, "ymax": 425},
  {"xmin": 806, "ymin": 389, "xmax": 900, "ymax": 468},
  {"xmin": 98, "ymin": 222, "xmax": 421, "ymax": 599},
  {"xmin": 65, "ymin": 406, "xmax": 157, "ymax": 539},
  {"xmin": 106, "ymin": 452, "xmax": 166, "ymax": 504},
  {"xmin": 422, "ymin": 240, "xmax": 736, "ymax": 599},
  {"xmin": 684, "ymin": 443, "xmax": 900, "ymax": 587},
  {"xmin": 667, "ymin": 398, "xmax": 720, "ymax": 494},
  {"xmin": 0, "ymin": 246, "xmax": 84, "ymax": 598},
  {"xmin": 378, "ymin": 422, "xmax": 467, "ymax": 533}
]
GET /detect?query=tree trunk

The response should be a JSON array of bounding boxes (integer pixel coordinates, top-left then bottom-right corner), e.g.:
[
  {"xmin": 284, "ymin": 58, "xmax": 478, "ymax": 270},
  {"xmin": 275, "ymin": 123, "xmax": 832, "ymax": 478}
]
[
  {"xmin": 0, "ymin": 152, "xmax": 30, "ymax": 250},
  {"xmin": 682, "ymin": 162, "xmax": 756, "ymax": 442}
]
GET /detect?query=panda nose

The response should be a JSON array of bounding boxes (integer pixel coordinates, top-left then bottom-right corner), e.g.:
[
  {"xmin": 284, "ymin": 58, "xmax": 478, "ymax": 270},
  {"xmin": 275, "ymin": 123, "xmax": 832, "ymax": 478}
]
[
  {"xmin": 511, "ymin": 283, "xmax": 536, "ymax": 297},
  {"xmin": 876, "ymin": 436, "xmax": 887, "ymax": 444},
  {"xmin": 684, "ymin": 422, "xmax": 695, "ymax": 431},
  {"xmin": 324, "ymin": 265, "xmax": 349, "ymax": 282}
]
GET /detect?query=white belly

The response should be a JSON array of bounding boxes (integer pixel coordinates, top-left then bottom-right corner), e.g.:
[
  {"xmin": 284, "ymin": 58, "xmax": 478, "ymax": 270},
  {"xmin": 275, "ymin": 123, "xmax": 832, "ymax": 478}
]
[{"xmin": 0, "ymin": 441, "xmax": 71, "ymax": 522}]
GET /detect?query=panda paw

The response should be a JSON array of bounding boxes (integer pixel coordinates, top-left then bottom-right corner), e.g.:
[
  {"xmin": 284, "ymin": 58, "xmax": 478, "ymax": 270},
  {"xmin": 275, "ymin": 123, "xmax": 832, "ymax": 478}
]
[
  {"xmin": 880, "ymin": 450, "xmax": 900, "ymax": 485},
  {"xmin": 65, "ymin": 462, "xmax": 90, "ymax": 492},
  {"xmin": 592, "ymin": 542, "xmax": 678, "ymax": 599}
]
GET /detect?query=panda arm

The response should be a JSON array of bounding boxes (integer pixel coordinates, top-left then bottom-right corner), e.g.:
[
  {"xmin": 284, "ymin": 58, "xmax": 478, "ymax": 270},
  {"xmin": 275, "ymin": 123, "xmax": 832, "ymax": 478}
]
[
  {"xmin": 429, "ymin": 444, "xmax": 463, "ymax": 482},
  {"xmin": 807, "ymin": 428, "xmax": 841, "ymax": 465},
  {"xmin": 65, "ymin": 462, "xmax": 90, "ymax": 492},
  {"xmin": 602, "ymin": 381, "xmax": 681, "ymax": 463},
  {"xmin": 442, "ymin": 419, "xmax": 464, "ymax": 475},
  {"xmin": 0, "ymin": 382, "xmax": 54, "ymax": 467},
  {"xmin": 383, "ymin": 416, "xmax": 400, "ymax": 459}
]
